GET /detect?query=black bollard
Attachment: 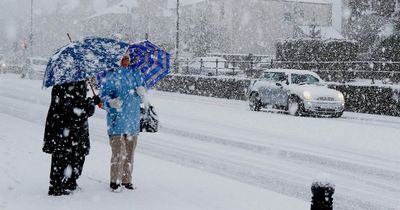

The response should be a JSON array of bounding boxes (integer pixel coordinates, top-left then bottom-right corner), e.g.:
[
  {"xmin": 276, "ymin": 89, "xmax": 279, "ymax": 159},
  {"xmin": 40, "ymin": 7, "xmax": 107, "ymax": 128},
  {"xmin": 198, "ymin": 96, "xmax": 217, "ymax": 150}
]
[{"xmin": 311, "ymin": 181, "xmax": 335, "ymax": 210}]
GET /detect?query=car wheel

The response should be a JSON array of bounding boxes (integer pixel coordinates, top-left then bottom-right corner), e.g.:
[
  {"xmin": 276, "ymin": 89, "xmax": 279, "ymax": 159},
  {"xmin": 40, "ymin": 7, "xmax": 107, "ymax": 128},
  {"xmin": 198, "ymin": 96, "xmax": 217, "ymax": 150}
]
[
  {"xmin": 287, "ymin": 96, "xmax": 304, "ymax": 116},
  {"xmin": 331, "ymin": 111, "xmax": 343, "ymax": 118},
  {"xmin": 249, "ymin": 92, "xmax": 262, "ymax": 111}
]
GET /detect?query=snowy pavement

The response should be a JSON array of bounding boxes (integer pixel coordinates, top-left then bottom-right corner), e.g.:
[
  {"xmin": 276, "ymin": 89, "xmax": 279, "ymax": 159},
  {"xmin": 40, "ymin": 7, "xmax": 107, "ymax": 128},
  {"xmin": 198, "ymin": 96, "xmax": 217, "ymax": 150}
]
[{"xmin": 1, "ymin": 74, "xmax": 400, "ymax": 210}]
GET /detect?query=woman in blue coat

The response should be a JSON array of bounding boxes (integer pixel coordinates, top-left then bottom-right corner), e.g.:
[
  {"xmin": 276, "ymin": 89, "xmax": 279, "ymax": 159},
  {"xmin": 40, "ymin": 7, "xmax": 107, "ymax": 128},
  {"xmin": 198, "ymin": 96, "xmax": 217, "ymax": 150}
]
[{"xmin": 100, "ymin": 55, "xmax": 145, "ymax": 191}]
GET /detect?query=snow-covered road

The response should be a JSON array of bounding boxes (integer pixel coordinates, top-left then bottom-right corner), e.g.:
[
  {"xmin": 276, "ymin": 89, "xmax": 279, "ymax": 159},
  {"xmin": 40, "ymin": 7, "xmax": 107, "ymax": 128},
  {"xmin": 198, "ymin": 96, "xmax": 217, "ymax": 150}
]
[{"xmin": 1, "ymin": 74, "xmax": 399, "ymax": 210}]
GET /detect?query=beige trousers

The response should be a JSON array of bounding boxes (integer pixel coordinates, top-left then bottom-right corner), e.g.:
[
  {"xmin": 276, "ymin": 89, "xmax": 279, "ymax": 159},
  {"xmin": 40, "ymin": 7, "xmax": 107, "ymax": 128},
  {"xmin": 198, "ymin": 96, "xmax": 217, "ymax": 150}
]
[{"xmin": 109, "ymin": 135, "xmax": 138, "ymax": 184}]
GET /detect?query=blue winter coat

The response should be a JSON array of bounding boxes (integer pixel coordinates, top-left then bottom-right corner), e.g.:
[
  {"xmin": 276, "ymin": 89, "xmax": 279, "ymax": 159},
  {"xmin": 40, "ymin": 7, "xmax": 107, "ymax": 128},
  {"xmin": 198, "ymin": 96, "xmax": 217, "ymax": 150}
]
[{"xmin": 99, "ymin": 67, "xmax": 144, "ymax": 136}]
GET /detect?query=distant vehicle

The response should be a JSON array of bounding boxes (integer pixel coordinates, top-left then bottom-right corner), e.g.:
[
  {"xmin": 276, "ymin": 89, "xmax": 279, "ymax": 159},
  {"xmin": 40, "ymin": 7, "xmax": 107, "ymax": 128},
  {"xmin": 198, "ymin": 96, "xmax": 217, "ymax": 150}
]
[
  {"xmin": 185, "ymin": 56, "xmax": 235, "ymax": 76},
  {"xmin": 22, "ymin": 57, "xmax": 48, "ymax": 79},
  {"xmin": 248, "ymin": 69, "xmax": 345, "ymax": 117},
  {"xmin": 0, "ymin": 54, "xmax": 6, "ymax": 73}
]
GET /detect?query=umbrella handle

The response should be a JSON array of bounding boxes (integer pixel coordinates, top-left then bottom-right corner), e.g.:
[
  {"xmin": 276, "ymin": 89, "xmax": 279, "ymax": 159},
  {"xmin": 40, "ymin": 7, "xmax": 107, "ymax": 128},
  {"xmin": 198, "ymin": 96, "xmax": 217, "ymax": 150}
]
[
  {"xmin": 87, "ymin": 80, "xmax": 97, "ymax": 96},
  {"xmin": 87, "ymin": 80, "xmax": 104, "ymax": 108}
]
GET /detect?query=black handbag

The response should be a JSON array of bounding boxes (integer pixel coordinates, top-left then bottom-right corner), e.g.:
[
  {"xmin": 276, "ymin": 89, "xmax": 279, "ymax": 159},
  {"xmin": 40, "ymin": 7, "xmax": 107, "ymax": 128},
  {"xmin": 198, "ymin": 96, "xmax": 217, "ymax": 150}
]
[{"xmin": 140, "ymin": 104, "xmax": 158, "ymax": 132}]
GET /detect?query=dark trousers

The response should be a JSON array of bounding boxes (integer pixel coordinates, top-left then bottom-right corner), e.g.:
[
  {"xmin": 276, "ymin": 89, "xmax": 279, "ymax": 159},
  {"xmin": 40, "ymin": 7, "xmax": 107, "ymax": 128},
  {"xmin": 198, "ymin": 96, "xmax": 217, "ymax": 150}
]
[{"xmin": 49, "ymin": 152, "xmax": 85, "ymax": 193}]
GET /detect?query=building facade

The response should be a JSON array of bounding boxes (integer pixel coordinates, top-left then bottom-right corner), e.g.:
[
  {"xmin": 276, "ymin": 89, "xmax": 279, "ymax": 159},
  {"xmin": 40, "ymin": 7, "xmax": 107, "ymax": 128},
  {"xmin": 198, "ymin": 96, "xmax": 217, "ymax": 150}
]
[{"xmin": 179, "ymin": 0, "xmax": 335, "ymax": 55}]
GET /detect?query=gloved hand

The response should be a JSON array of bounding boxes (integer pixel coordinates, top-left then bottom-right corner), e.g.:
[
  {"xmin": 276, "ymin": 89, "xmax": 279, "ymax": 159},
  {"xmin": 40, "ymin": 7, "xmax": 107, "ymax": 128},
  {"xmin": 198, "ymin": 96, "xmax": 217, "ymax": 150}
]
[
  {"xmin": 137, "ymin": 86, "xmax": 146, "ymax": 97},
  {"xmin": 92, "ymin": 95, "xmax": 101, "ymax": 105},
  {"xmin": 109, "ymin": 98, "xmax": 123, "ymax": 109}
]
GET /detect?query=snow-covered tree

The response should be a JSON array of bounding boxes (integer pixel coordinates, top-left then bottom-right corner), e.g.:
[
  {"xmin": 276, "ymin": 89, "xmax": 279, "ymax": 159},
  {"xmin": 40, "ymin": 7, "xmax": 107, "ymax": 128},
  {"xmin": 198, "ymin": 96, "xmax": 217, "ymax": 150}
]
[
  {"xmin": 181, "ymin": 2, "xmax": 227, "ymax": 57},
  {"xmin": 347, "ymin": 0, "xmax": 399, "ymax": 53}
]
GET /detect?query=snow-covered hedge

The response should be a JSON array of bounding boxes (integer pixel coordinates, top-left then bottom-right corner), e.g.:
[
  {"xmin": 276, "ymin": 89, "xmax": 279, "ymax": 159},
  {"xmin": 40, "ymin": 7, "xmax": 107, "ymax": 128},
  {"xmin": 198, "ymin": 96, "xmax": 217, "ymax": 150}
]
[
  {"xmin": 276, "ymin": 39, "xmax": 359, "ymax": 62},
  {"xmin": 372, "ymin": 34, "xmax": 400, "ymax": 61},
  {"xmin": 330, "ymin": 84, "xmax": 400, "ymax": 116},
  {"xmin": 154, "ymin": 74, "xmax": 251, "ymax": 101}
]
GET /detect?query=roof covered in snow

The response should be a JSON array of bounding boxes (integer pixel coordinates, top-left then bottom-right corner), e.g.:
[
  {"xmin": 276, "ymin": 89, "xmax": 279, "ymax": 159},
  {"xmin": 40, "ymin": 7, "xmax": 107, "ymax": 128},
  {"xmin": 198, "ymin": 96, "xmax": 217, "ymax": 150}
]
[
  {"xmin": 88, "ymin": 0, "xmax": 138, "ymax": 19},
  {"xmin": 263, "ymin": 68, "xmax": 321, "ymax": 78},
  {"xmin": 167, "ymin": 0, "xmax": 206, "ymax": 8},
  {"xmin": 167, "ymin": 0, "xmax": 331, "ymax": 7},
  {"xmin": 89, "ymin": 0, "xmax": 172, "ymax": 19},
  {"xmin": 285, "ymin": 0, "xmax": 330, "ymax": 5}
]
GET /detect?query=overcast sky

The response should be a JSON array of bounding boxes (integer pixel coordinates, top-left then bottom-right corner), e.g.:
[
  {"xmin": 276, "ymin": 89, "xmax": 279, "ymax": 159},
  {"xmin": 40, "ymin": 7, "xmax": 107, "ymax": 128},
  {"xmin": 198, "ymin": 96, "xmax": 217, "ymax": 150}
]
[
  {"xmin": 0, "ymin": 0, "xmax": 343, "ymax": 33},
  {"xmin": 0, "ymin": 0, "xmax": 172, "ymax": 20},
  {"xmin": 0, "ymin": 0, "xmax": 55, "ymax": 19}
]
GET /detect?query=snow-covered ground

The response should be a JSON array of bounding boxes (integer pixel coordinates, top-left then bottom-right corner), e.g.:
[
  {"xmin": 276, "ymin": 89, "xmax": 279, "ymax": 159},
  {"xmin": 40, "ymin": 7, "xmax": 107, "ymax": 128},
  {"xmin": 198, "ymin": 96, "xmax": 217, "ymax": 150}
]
[{"xmin": 1, "ymin": 74, "xmax": 400, "ymax": 210}]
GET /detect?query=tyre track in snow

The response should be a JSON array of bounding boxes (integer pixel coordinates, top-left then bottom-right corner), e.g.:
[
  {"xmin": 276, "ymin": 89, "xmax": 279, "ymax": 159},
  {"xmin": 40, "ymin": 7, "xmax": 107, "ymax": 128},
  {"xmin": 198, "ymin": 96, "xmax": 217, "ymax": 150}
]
[
  {"xmin": 1, "ymin": 80, "xmax": 399, "ymax": 209},
  {"xmin": 159, "ymin": 110, "xmax": 400, "ymax": 168},
  {"xmin": 154, "ymin": 126, "xmax": 399, "ymax": 209},
  {"xmin": 136, "ymin": 132, "xmax": 394, "ymax": 210},
  {"xmin": 160, "ymin": 124, "xmax": 400, "ymax": 176},
  {"xmin": 158, "ymin": 126, "xmax": 400, "ymax": 182}
]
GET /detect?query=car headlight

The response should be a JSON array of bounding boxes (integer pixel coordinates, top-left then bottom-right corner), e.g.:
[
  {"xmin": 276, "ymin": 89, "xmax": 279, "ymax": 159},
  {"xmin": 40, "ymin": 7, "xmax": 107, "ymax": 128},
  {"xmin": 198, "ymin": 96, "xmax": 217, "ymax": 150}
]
[
  {"xmin": 303, "ymin": 91, "xmax": 312, "ymax": 100},
  {"xmin": 338, "ymin": 92, "xmax": 344, "ymax": 101}
]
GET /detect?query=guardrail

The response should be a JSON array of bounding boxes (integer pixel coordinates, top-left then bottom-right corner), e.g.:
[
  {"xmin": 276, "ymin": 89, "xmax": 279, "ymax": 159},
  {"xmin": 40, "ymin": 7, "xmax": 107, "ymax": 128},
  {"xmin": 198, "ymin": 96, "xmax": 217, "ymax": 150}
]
[{"xmin": 175, "ymin": 59, "xmax": 400, "ymax": 83}]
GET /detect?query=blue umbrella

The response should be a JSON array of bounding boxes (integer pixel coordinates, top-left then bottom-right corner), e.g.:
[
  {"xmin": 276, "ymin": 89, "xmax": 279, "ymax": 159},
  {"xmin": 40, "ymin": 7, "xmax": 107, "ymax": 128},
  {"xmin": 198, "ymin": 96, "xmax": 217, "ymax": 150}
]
[
  {"xmin": 43, "ymin": 37, "xmax": 129, "ymax": 88},
  {"xmin": 127, "ymin": 40, "xmax": 170, "ymax": 88}
]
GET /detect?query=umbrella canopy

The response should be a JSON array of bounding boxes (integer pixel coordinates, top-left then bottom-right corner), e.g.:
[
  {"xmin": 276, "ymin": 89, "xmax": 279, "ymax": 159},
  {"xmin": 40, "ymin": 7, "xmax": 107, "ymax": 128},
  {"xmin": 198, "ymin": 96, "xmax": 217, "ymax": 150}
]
[
  {"xmin": 43, "ymin": 37, "xmax": 129, "ymax": 88},
  {"xmin": 127, "ymin": 40, "xmax": 170, "ymax": 88}
]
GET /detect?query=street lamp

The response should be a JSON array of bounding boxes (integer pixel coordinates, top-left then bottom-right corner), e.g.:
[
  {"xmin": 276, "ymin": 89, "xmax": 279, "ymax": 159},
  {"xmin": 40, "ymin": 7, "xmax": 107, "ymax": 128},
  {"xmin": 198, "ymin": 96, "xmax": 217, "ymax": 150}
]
[
  {"xmin": 23, "ymin": 0, "xmax": 33, "ymax": 79},
  {"xmin": 30, "ymin": 0, "xmax": 33, "ymax": 53}
]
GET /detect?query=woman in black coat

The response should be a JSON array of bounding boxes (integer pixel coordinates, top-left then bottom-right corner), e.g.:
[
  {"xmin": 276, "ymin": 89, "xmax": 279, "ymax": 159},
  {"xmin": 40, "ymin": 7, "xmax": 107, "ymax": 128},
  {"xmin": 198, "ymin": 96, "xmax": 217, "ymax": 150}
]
[{"xmin": 43, "ymin": 80, "xmax": 99, "ymax": 196}]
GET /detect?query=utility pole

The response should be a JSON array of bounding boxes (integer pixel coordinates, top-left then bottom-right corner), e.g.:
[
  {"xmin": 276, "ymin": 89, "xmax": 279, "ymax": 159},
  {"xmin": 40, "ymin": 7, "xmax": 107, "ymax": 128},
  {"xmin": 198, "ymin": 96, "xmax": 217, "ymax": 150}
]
[
  {"xmin": 24, "ymin": 0, "xmax": 33, "ymax": 79},
  {"xmin": 30, "ymin": 0, "xmax": 33, "ymax": 56},
  {"xmin": 174, "ymin": 0, "xmax": 180, "ymax": 73}
]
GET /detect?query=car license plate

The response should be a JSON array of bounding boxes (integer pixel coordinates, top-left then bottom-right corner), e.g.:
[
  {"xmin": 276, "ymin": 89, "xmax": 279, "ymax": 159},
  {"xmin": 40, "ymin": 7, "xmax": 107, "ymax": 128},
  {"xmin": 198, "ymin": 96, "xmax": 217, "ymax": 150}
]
[{"xmin": 319, "ymin": 103, "xmax": 332, "ymax": 109}]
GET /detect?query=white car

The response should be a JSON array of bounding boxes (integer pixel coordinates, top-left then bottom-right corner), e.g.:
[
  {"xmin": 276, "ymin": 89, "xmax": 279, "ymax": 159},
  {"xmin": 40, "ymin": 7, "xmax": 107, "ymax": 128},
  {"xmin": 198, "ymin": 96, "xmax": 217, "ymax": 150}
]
[
  {"xmin": 248, "ymin": 69, "xmax": 345, "ymax": 117},
  {"xmin": 0, "ymin": 54, "xmax": 6, "ymax": 73},
  {"xmin": 185, "ymin": 56, "xmax": 235, "ymax": 76}
]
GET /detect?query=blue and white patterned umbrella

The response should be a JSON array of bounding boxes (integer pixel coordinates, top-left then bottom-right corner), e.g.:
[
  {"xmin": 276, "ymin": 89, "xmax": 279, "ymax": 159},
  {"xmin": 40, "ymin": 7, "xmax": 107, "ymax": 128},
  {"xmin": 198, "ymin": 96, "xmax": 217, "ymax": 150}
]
[
  {"xmin": 127, "ymin": 40, "xmax": 170, "ymax": 88},
  {"xmin": 43, "ymin": 37, "xmax": 129, "ymax": 88}
]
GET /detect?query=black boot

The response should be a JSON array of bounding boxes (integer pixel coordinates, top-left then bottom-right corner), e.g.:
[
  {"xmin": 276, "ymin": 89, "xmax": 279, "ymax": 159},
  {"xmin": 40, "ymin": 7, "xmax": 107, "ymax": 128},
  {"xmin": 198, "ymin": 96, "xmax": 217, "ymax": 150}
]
[
  {"xmin": 65, "ymin": 179, "xmax": 78, "ymax": 191},
  {"xmin": 110, "ymin": 182, "xmax": 121, "ymax": 190},
  {"xmin": 122, "ymin": 183, "xmax": 136, "ymax": 190},
  {"xmin": 48, "ymin": 186, "xmax": 70, "ymax": 196}
]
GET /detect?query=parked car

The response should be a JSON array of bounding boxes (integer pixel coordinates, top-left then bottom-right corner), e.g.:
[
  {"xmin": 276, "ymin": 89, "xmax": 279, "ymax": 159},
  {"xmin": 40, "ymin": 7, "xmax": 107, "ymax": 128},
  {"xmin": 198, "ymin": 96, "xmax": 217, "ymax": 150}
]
[
  {"xmin": 0, "ymin": 54, "xmax": 6, "ymax": 73},
  {"xmin": 21, "ymin": 57, "xmax": 48, "ymax": 79},
  {"xmin": 185, "ymin": 56, "xmax": 235, "ymax": 76},
  {"xmin": 248, "ymin": 69, "xmax": 345, "ymax": 117}
]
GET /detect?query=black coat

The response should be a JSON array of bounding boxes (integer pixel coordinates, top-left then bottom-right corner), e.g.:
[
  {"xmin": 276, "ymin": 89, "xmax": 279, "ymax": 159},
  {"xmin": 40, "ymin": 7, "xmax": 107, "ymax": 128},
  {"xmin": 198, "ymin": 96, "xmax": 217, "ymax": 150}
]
[{"xmin": 43, "ymin": 81, "xmax": 95, "ymax": 156}]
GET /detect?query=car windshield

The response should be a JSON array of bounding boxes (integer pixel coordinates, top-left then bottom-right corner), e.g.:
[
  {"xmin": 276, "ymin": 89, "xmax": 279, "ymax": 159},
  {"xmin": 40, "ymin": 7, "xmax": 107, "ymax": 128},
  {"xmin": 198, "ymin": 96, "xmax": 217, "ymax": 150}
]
[
  {"xmin": 291, "ymin": 73, "xmax": 320, "ymax": 85},
  {"xmin": 261, "ymin": 72, "xmax": 287, "ymax": 82}
]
